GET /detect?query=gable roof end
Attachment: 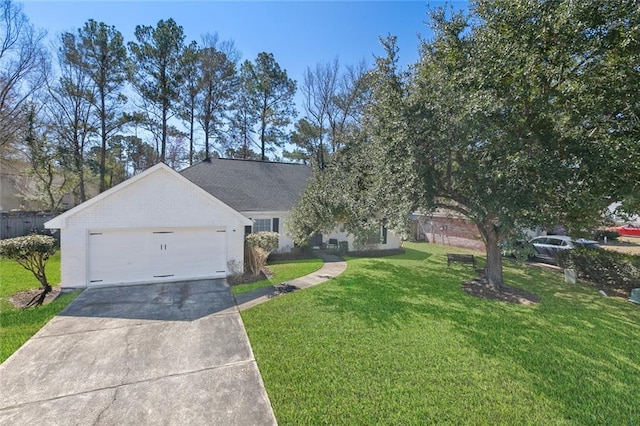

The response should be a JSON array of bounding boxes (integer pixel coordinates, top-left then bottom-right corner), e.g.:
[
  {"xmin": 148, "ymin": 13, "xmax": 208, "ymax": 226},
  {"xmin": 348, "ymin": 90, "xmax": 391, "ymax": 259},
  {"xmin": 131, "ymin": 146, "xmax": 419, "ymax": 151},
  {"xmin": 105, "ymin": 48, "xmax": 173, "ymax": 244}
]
[{"xmin": 45, "ymin": 163, "xmax": 251, "ymax": 229}]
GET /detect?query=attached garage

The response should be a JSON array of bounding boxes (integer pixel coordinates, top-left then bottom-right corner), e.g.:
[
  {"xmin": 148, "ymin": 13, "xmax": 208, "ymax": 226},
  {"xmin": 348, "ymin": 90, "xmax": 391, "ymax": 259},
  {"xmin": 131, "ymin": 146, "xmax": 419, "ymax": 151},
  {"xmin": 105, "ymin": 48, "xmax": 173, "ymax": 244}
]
[
  {"xmin": 45, "ymin": 164, "xmax": 251, "ymax": 289},
  {"xmin": 87, "ymin": 227, "xmax": 228, "ymax": 286}
]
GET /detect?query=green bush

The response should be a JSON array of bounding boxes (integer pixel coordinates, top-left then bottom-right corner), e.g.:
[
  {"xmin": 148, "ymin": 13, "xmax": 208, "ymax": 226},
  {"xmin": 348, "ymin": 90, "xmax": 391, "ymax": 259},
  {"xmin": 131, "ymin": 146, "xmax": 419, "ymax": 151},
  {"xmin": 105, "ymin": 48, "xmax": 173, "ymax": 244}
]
[
  {"xmin": 557, "ymin": 248, "xmax": 640, "ymax": 291},
  {"xmin": 338, "ymin": 240, "xmax": 349, "ymax": 254},
  {"xmin": 245, "ymin": 232, "xmax": 279, "ymax": 252},
  {"xmin": 245, "ymin": 232, "xmax": 280, "ymax": 276},
  {"xmin": 0, "ymin": 234, "xmax": 57, "ymax": 306},
  {"xmin": 593, "ymin": 230, "xmax": 619, "ymax": 241}
]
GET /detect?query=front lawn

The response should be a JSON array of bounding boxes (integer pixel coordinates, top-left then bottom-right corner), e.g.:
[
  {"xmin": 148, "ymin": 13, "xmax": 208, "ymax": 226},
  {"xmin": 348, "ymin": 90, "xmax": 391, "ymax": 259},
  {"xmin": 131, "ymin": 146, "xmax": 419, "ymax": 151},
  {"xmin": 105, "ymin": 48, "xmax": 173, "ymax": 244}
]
[
  {"xmin": 242, "ymin": 242, "xmax": 640, "ymax": 424},
  {"xmin": 0, "ymin": 252, "xmax": 79, "ymax": 363},
  {"xmin": 0, "ymin": 251, "xmax": 61, "ymax": 299},
  {"xmin": 231, "ymin": 257, "xmax": 323, "ymax": 295}
]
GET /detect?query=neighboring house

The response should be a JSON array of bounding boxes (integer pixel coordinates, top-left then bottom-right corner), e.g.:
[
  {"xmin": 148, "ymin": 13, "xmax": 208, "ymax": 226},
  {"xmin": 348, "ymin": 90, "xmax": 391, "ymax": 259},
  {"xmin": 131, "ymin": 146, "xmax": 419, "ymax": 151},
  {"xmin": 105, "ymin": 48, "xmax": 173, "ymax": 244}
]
[
  {"xmin": 411, "ymin": 210, "xmax": 480, "ymax": 242},
  {"xmin": 45, "ymin": 159, "xmax": 401, "ymax": 289},
  {"xmin": 0, "ymin": 160, "xmax": 79, "ymax": 212}
]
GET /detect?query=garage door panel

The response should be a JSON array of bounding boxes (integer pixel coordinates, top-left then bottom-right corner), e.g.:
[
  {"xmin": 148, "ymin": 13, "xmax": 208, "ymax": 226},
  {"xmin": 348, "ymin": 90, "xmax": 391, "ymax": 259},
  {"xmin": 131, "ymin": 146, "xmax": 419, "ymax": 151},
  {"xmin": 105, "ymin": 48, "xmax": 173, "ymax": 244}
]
[
  {"xmin": 89, "ymin": 230, "xmax": 149, "ymax": 284},
  {"xmin": 88, "ymin": 228, "xmax": 227, "ymax": 286}
]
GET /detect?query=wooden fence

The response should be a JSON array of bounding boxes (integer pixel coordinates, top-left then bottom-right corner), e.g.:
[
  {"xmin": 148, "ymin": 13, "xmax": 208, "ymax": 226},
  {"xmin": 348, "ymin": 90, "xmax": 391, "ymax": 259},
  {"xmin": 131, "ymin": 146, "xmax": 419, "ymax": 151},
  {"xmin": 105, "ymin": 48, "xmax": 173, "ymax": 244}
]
[{"xmin": 0, "ymin": 211, "xmax": 57, "ymax": 240}]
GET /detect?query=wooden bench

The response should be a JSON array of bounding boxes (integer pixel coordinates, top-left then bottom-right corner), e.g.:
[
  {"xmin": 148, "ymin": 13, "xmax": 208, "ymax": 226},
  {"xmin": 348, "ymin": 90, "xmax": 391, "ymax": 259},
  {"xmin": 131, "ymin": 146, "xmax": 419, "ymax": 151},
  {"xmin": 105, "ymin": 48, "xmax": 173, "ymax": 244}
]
[{"xmin": 446, "ymin": 253, "xmax": 476, "ymax": 269}]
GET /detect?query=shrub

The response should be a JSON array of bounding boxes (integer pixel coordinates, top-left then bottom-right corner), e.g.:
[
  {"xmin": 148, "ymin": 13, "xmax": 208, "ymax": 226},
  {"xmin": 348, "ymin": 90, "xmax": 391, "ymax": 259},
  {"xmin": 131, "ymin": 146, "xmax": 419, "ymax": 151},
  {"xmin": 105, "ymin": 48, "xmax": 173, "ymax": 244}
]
[
  {"xmin": 338, "ymin": 240, "xmax": 349, "ymax": 254},
  {"xmin": 245, "ymin": 232, "xmax": 279, "ymax": 276},
  {"xmin": 593, "ymin": 230, "xmax": 619, "ymax": 242},
  {"xmin": 557, "ymin": 248, "xmax": 640, "ymax": 291},
  {"xmin": 0, "ymin": 234, "xmax": 57, "ymax": 306}
]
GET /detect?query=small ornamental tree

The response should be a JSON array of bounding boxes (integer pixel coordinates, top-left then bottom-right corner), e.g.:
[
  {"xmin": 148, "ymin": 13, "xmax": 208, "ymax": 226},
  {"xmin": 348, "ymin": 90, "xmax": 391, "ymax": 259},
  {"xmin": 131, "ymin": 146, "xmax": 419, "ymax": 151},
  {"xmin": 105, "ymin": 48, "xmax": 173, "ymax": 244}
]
[
  {"xmin": 0, "ymin": 234, "xmax": 57, "ymax": 307},
  {"xmin": 245, "ymin": 231, "xmax": 279, "ymax": 276}
]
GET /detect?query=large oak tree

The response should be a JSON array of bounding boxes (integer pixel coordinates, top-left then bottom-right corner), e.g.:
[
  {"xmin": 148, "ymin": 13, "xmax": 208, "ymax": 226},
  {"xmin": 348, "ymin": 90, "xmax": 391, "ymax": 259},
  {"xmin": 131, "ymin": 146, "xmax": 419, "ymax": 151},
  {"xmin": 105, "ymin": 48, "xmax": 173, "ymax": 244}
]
[{"xmin": 290, "ymin": 0, "xmax": 640, "ymax": 289}]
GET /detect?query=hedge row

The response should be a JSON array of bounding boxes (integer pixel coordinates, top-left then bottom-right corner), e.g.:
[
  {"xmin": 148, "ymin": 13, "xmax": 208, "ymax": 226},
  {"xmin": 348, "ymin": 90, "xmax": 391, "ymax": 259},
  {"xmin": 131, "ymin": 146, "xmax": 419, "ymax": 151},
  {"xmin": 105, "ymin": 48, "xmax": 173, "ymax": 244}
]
[
  {"xmin": 557, "ymin": 248, "xmax": 640, "ymax": 291},
  {"xmin": 593, "ymin": 230, "xmax": 620, "ymax": 241}
]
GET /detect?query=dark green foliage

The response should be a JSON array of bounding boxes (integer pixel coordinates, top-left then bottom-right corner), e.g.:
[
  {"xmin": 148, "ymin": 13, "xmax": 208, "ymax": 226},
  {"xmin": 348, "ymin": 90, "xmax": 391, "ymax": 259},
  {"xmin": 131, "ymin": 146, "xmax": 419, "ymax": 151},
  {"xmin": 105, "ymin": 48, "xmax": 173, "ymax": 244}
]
[
  {"xmin": 73, "ymin": 20, "xmax": 129, "ymax": 192},
  {"xmin": 239, "ymin": 52, "xmax": 296, "ymax": 161},
  {"xmin": 292, "ymin": 0, "xmax": 640, "ymax": 289},
  {"xmin": 128, "ymin": 18, "xmax": 186, "ymax": 163},
  {"xmin": 245, "ymin": 231, "xmax": 279, "ymax": 252},
  {"xmin": 196, "ymin": 38, "xmax": 239, "ymax": 160},
  {"xmin": 558, "ymin": 248, "xmax": 640, "ymax": 291},
  {"xmin": 593, "ymin": 230, "xmax": 619, "ymax": 241},
  {"xmin": 338, "ymin": 240, "xmax": 348, "ymax": 254}
]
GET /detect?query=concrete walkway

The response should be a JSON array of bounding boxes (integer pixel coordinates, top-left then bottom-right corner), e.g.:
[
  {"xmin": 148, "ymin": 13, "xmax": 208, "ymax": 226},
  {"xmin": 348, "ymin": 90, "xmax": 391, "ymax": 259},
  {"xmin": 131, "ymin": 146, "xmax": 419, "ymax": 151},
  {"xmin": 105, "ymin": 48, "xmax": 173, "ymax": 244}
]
[
  {"xmin": 235, "ymin": 253, "xmax": 347, "ymax": 311},
  {"xmin": 0, "ymin": 280, "xmax": 276, "ymax": 426}
]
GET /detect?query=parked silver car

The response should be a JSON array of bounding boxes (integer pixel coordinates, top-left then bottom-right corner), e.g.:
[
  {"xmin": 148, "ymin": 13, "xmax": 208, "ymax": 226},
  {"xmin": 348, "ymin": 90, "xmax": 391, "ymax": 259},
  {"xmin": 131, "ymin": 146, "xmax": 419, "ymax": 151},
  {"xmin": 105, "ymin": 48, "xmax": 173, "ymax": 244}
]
[{"xmin": 530, "ymin": 235, "xmax": 600, "ymax": 264}]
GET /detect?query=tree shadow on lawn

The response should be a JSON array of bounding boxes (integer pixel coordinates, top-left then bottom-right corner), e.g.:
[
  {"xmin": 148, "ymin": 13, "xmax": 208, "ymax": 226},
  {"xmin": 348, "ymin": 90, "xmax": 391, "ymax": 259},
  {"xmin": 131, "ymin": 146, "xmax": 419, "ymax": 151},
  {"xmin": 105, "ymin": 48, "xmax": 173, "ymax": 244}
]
[
  {"xmin": 312, "ymin": 256, "xmax": 640, "ymax": 423},
  {"xmin": 313, "ymin": 255, "xmax": 478, "ymax": 329}
]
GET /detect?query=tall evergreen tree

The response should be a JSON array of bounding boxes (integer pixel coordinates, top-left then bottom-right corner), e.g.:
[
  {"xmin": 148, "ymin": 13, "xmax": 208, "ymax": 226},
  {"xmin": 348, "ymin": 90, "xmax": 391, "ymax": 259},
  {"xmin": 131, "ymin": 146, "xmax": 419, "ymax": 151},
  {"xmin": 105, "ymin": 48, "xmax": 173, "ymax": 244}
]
[
  {"xmin": 196, "ymin": 37, "xmax": 238, "ymax": 159},
  {"xmin": 47, "ymin": 31, "xmax": 97, "ymax": 202},
  {"xmin": 240, "ymin": 52, "xmax": 296, "ymax": 161},
  {"xmin": 71, "ymin": 20, "xmax": 129, "ymax": 192},
  {"xmin": 128, "ymin": 18, "xmax": 185, "ymax": 163},
  {"xmin": 179, "ymin": 40, "xmax": 200, "ymax": 165}
]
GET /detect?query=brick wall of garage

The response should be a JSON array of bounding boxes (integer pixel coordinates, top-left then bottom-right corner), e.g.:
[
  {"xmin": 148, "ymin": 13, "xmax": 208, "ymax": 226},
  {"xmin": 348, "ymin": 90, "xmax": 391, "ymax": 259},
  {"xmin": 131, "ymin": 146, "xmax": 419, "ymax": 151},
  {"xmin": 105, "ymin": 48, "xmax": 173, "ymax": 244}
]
[{"xmin": 58, "ymin": 167, "xmax": 248, "ymax": 289}]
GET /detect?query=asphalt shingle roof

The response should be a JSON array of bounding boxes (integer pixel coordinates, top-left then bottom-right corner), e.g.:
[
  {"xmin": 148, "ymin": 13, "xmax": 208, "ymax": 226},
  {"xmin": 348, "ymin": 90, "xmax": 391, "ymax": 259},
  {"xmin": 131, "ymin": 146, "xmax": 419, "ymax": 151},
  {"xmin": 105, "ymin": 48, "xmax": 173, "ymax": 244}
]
[{"xmin": 180, "ymin": 158, "xmax": 311, "ymax": 212}]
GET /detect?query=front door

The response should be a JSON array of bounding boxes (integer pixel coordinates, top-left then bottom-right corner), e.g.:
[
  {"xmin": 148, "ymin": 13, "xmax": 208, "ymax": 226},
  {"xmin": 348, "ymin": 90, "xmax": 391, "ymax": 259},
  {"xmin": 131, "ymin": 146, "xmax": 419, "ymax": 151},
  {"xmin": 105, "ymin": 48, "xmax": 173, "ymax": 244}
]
[{"xmin": 310, "ymin": 233, "xmax": 323, "ymax": 248}]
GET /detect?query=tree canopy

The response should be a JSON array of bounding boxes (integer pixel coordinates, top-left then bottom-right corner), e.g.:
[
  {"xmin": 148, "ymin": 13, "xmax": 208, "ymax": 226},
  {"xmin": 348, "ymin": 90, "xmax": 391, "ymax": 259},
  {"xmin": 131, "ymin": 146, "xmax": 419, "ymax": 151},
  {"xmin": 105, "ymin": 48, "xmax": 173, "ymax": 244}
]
[
  {"xmin": 240, "ymin": 52, "xmax": 296, "ymax": 161},
  {"xmin": 290, "ymin": 0, "xmax": 640, "ymax": 288}
]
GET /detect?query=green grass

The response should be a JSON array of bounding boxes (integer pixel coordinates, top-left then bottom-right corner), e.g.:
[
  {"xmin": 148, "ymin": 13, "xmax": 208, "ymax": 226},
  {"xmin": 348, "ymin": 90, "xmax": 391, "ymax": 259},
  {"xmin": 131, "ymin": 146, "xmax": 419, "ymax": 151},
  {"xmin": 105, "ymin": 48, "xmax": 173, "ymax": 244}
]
[
  {"xmin": 231, "ymin": 257, "xmax": 324, "ymax": 295},
  {"xmin": 0, "ymin": 252, "xmax": 61, "ymax": 298},
  {"xmin": 242, "ymin": 242, "xmax": 640, "ymax": 425},
  {"xmin": 0, "ymin": 292, "xmax": 79, "ymax": 362},
  {"xmin": 0, "ymin": 252, "xmax": 79, "ymax": 363}
]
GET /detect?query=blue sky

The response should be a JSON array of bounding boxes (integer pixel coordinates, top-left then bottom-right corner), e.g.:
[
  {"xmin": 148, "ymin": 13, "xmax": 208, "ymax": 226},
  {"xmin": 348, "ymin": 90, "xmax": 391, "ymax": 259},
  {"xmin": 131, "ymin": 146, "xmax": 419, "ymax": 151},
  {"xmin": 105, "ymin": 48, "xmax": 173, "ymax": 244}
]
[{"xmin": 22, "ymin": 1, "xmax": 466, "ymax": 89}]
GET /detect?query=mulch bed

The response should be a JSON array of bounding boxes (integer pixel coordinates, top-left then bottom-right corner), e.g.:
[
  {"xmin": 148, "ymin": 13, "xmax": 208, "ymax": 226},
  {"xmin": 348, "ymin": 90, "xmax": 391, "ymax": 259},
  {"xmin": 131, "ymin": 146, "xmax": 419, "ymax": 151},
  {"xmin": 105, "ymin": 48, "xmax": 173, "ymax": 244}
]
[
  {"xmin": 462, "ymin": 276, "xmax": 540, "ymax": 305},
  {"xmin": 8, "ymin": 286, "xmax": 62, "ymax": 308},
  {"xmin": 228, "ymin": 267, "xmax": 273, "ymax": 286}
]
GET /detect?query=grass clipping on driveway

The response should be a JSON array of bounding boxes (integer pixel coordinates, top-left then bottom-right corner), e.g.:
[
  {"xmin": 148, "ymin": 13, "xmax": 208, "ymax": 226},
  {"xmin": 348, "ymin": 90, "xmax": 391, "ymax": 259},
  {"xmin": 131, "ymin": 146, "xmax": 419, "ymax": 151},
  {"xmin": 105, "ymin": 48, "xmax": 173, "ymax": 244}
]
[{"xmin": 242, "ymin": 242, "xmax": 640, "ymax": 425}]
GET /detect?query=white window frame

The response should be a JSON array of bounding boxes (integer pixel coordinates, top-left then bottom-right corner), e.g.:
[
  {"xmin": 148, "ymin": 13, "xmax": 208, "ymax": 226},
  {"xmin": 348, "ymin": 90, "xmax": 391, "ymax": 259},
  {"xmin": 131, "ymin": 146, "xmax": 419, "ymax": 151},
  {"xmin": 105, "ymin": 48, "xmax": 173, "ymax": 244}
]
[{"xmin": 253, "ymin": 218, "xmax": 271, "ymax": 233}]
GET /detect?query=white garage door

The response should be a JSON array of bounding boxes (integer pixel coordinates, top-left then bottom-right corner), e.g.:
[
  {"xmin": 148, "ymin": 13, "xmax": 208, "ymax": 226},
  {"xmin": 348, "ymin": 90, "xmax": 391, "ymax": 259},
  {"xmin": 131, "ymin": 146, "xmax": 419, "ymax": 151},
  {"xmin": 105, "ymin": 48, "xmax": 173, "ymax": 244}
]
[{"xmin": 88, "ymin": 228, "xmax": 227, "ymax": 286}]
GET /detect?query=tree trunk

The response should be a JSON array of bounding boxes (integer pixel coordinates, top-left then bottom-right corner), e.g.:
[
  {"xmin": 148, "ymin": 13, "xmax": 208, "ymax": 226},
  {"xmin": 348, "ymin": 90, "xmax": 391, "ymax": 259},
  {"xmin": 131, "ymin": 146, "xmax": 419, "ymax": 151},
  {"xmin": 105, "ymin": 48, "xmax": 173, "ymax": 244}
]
[
  {"xmin": 26, "ymin": 271, "xmax": 52, "ymax": 308},
  {"xmin": 74, "ymin": 132, "xmax": 86, "ymax": 202},
  {"xmin": 243, "ymin": 126, "xmax": 250, "ymax": 159},
  {"xmin": 260, "ymin": 122, "xmax": 266, "ymax": 161},
  {"xmin": 204, "ymin": 121, "xmax": 210, "ymax": 159},
  {"xmin": 161, "ymin": 99, "xmax": 168, "ymax": 163},
  {"xmin": 25, "ymin": 284, "xmax": 51, "ymax": 307},
  {"xmin": 78, "ymin": 164, "xmax": 86, "ymax": 202},
  {"xmin": 189, "ymin": 103, "xmax": 195, "ymax": 165},
  {"xmin": 260, "ymin": 103, "xmax": 267, "ymax": 161},
  {"xmin": 99, "ymin": 91, "xmax": 107, "ymax": 192},
  {"xmin": 189, "ymin": 118, "xmax": 194, "ymax": 165},
  {"xmin": 477, "ymin": 219, "xmax": 505, "ymax": 289}
]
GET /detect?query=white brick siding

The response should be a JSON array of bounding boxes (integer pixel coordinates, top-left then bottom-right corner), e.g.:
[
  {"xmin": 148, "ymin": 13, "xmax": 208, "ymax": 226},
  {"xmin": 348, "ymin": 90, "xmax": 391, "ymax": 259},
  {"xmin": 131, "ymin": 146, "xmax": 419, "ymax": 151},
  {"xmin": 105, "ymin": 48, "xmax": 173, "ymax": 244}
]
[{"xmin": 47, "ymin": 165, "xmax": 250, "ymax": 289}]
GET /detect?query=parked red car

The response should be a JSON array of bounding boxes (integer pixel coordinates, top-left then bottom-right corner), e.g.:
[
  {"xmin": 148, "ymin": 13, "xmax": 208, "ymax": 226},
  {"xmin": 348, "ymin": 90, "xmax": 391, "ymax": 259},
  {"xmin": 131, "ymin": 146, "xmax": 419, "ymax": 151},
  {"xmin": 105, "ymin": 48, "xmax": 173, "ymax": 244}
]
[{"xmin": 611, "ymin": 223, "xmax": 640, "ymax": 237}]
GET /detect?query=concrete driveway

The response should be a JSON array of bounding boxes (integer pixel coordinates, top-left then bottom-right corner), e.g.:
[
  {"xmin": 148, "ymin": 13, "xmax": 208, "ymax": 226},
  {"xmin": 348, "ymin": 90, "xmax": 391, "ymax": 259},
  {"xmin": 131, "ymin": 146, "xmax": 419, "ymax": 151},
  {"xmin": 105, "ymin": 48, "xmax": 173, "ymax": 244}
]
[{"xmin": 0, "ymin": 280, "xmax": 277, "ymax": 425}]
